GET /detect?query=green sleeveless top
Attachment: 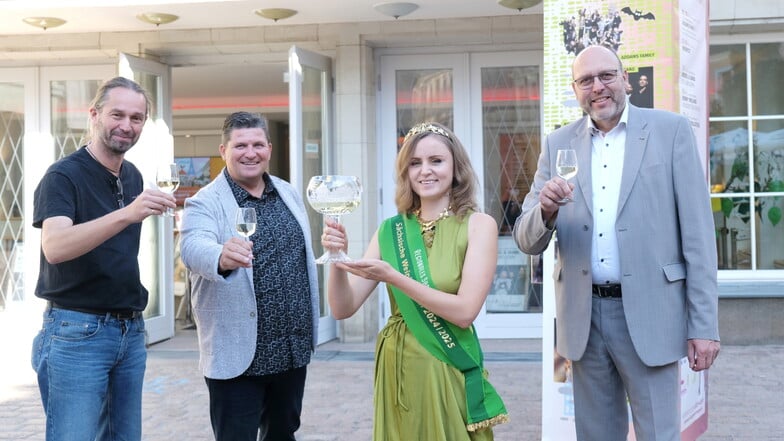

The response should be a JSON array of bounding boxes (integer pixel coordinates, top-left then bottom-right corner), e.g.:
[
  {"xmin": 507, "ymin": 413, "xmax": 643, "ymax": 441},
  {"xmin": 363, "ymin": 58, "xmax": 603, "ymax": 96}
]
[{"xmin": 388, "ymin": 213, "xmax": 468, "ymax": 316}]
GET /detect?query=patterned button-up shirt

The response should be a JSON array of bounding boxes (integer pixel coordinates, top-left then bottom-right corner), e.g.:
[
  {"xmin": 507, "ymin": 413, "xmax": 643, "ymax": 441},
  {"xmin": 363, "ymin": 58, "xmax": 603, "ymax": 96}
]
[{"xmin": 225, "ymin": 170, "xmax": 313, "ymax": 376}]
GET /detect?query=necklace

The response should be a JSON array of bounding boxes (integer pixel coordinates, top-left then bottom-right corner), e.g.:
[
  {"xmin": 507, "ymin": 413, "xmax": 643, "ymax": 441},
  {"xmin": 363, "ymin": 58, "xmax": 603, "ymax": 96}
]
[
  {"xmin": 85, "ymin": 145, "xmax": 121, "ymax": 175},
  {"xmin": 415, "ymin": 206, "xmax": 451, "ymax": 248}
]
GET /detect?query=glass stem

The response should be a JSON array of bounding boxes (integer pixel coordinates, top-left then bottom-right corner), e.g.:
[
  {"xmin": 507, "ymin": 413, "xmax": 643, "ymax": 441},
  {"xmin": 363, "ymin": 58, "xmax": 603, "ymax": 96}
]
[{"xmin": 326, "ymin": 214, "xmax": 342, "ymax": 253}]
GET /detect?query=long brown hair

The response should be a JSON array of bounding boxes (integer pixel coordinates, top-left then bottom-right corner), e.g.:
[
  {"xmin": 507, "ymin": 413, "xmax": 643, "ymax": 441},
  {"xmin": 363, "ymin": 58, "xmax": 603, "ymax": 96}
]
[{"xmin": 394, "ymin": 122, "xmax": 479, "ymax": 218}]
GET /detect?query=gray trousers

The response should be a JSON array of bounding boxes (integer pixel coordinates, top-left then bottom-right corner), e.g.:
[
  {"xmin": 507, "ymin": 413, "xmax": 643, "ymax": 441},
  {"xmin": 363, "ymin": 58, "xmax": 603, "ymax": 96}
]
[{"xmin": 572, "ymin": 296, "xmax": 680, "ymax": 441}]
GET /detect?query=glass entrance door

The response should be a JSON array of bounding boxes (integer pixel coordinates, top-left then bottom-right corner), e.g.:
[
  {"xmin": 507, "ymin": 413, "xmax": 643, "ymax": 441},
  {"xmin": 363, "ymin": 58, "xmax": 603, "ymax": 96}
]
[
  {"xmin": 379, "ymin": 51, "xmax": 543, "ymax": 338},
  {"xmin": 0, "ymin": 66, "xmax": 37, "ymax": 389},
  {"xmin": 288, "ymin": 45, "xmax": 337, "ymax": 344},
  {"xmin": 0, "ymin": 68, "xmax": 34, "ymax": 312},
  {"xmin": 470, "ymin": 52, "xmax": 542, "ymax": 338},
  {"xmin": 119, "ymin": 53, "xmax": 175, "ymax": 344},
  {"xmin": 1, "ymin": 60, "xmax": 175, "ymax": 345}
]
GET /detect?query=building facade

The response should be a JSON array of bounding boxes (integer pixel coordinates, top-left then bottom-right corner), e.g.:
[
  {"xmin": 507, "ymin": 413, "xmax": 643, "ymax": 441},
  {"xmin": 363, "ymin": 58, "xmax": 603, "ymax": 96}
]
[{"xmin": 0, "ymin": 0, "xmax": 781, "ymax": 345}]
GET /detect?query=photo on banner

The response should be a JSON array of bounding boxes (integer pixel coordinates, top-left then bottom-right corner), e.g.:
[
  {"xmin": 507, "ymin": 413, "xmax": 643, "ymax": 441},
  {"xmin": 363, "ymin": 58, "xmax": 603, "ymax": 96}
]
[{"xmin": 541, "ymin": 0, "xmax": 710, "ymax": 440}]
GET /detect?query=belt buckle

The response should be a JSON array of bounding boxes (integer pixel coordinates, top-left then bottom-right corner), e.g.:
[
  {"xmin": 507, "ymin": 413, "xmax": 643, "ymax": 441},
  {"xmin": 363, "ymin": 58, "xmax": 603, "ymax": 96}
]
[
  {"xmin": 593, "ymin": 284, "xmax": 619, "ymax": 298},
  {"xmin": 113, "ymin": 311, "xmax": 139, "ymax": 320}
]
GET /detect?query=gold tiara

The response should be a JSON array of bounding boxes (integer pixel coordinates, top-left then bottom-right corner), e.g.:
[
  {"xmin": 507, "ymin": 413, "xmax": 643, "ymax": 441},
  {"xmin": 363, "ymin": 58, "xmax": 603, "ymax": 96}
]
[{"xmin": 403, "ymin": 123, "xmax": 452, "ymax": 143}]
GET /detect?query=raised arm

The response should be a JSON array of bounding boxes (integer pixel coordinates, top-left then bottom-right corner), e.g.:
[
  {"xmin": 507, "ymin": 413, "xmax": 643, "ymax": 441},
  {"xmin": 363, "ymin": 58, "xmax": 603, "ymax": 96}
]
[{"xmin": 41, "ymin": 188, "xmax": 174, "ymax": 264}]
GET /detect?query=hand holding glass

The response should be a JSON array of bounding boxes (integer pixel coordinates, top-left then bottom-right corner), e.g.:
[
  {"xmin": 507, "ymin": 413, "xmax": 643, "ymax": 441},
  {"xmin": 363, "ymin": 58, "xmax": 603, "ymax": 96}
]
[
  {"xmin": 156, "ymin": 164, "xmax": 180, "ymax": 216},
  {"xmin": 556, "ymin": 149, "xmax": 578, "ymax": 204},
  {"xmin": 235, "ymin": 207, "xmax": 257, "ymax": 241},
  {"xmin": 306, "ymin": 175, "xmax": 362, "ymax": 264}
]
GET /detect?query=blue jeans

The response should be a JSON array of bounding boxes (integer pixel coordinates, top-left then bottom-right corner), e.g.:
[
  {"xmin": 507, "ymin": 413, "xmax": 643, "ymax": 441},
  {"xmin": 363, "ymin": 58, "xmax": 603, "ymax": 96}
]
[{"xmin": 31, "ymin": 306, "xmax": 147, "ymax": 441}]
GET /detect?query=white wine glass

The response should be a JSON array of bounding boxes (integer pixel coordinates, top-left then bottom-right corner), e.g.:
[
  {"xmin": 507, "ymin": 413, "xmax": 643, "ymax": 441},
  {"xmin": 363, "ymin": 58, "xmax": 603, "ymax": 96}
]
[
  {"xmin": 235, "ymin": 207, "xmax": 257, "ymax": 241},
  {"xmin": 556, "ymin": 149, "xmax": 578, "ymax": 204},
  {"xmin": 156, "ymin": 163, "xmax": 180, "ymax": 216},
  {"xmin": 306, "ymin": 175, "xmax": 362, "ymax": 264}
]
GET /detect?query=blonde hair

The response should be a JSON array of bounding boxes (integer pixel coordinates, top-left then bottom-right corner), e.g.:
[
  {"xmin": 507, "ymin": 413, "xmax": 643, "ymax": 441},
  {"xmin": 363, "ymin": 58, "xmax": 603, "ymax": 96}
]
[{"xmin": 394, "ymin": 122, "xmax": 479, "ymax": 218}]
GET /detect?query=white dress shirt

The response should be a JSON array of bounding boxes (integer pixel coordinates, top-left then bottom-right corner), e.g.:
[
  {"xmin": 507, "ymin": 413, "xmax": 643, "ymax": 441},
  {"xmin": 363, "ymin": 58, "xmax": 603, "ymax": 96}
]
[{"xmin": 590, "ymin": 102, "xmax": 629, "ymax": 284}]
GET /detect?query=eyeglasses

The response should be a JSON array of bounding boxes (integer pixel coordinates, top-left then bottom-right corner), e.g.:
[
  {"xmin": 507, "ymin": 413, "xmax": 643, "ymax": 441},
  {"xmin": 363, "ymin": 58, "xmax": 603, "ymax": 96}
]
[
  {"xmin": 573, "ymin": 70, "xmax": 619, "ymax": 90},
  {"xmin": 114, "ymin": 178, "xmax": 125, "ymax": 208}
]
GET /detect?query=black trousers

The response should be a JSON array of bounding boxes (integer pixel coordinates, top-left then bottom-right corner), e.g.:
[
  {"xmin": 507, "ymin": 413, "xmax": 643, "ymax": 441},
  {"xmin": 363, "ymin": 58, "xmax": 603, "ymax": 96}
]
[{"xmin": 205, "ymin": 366, "xmax": 307, "ymax": 441}]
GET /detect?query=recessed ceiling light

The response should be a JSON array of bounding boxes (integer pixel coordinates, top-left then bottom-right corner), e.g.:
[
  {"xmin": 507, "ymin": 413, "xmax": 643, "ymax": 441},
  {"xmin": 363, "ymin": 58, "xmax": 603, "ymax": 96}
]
[
  {"xmin": 136, "ymin": 12, "xmax": 180, "ymax": 26},
  {"xmin": 373, "ymin": 2, "xmax": 419, "ymax": 19},
  {"xmin": 22, "ymin": 17, "xmax": 66, "ymax": 30},
  {"xmin": 254, "ymin": 8, "xmax": 298, "ymax": 22},
  {"xmin": 497, "ymin": 0, "xmax": 542, "ymax": 12}
]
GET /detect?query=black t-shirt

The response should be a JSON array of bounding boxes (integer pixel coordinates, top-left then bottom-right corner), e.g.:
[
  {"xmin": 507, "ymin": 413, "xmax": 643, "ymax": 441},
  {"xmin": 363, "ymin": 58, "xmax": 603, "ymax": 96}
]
[{"xmin": 32, "ymin": 147, "xmax": 148, "ymax": 311}]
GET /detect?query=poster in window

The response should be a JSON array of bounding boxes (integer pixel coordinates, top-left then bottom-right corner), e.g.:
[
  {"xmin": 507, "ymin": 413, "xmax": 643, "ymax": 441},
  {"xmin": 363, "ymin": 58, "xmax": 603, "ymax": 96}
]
[
  {"xmin": 485, "ymin": 236, "xmax": 528, "ymax": 313},
  {"xmin": 173, "ymin": 157, "xmax": 223, "ymax": 205}
]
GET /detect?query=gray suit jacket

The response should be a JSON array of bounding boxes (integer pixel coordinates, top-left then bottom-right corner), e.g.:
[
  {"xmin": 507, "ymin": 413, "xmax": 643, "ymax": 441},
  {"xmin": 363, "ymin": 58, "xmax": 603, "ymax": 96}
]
[
  {"xmin": 180, "ymin": 171, "xmax": 320, "ymax": 379},
  {"xmin": 515, "ymin": 105, "xmax": 719, "ymax": 366}
]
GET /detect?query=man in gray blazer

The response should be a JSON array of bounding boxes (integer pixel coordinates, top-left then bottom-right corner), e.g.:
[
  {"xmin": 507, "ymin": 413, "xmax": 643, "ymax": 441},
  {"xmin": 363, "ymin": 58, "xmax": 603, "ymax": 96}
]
[
  {"xmin": 180, "ymin": 112, "xmax": 320, "ymax": 441},
  {"xmin": 514, "ymin": 45, "xmax": 720, "ymax": 441}
]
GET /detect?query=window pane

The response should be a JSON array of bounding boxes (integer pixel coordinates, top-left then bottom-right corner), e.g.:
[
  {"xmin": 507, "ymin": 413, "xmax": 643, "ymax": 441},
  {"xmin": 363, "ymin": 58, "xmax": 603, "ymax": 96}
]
[
  {"xmin": 479, "ymin": 65, "xmax": 542, "ymax": 314},
  {"xmin": 134, "ymin": 71, "xmax": 159, "ymax": 121},
  {"xmin": 755, "ymin": 196, "xmax": 784, "ymax": 269},
  {"xmin": 50, "ymin": 80, "xmax": 101, "ymax": 159},
  {"xmin": 753, "ymin": 119, "xmax": 784, "ymax": 270},
  {"xmin": 0, "ymin": 81, "xmax": 25, "ymax": 308},
  {"xmin": 481, "ymin": 65, "xmax": 541, "ymax": 234},
  {"xmin": 710, "ymin": 120, "xmax": 749, "ymax": 193},
  {"xmin": 395, "ymin": 69, "xmax": 454, "ymax": 149},
  {"xmin": 751, "ymin": 43, "xmax": 784, "ymax": 116},
  {"xmin": 715, "ymin": 197, "xmax": 752, "ymax": 270},
  {"xmin": 709, "ymin": 45, "xmax": 747, "ymax": 117},
  {"xmin": 753, "ymin": 119, "xmax": 784, "ymax": 194},
  {"xmin": 133, "ymin": 71, "xmax": 163, "ymax": 319},
  {"xmin": 301, "ymin": 65, "xmax": 327, "ymax": 318}
]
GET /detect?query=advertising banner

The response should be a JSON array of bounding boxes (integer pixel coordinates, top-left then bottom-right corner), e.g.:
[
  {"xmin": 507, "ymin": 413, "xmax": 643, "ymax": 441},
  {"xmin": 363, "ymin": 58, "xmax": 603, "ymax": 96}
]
[{"xmin": 542, "ymin": 0, "xmax": 710, "ymax": 439}]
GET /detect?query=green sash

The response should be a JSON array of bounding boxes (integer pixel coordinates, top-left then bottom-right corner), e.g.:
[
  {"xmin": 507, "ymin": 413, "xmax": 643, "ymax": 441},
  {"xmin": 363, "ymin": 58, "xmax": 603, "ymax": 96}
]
[{"xmin": 378, "ymin": 214, "xmax": 508, "ymax": 431}]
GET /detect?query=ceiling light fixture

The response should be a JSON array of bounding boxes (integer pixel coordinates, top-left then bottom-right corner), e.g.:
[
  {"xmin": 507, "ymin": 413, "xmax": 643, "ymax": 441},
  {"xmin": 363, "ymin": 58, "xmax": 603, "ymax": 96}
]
[
  {"xmin": 497, "ymin": 0, "xmax": 543, "ymax": 12},
  {"xmin": 254, "ymin": 8, "xmax": 298, "ymax": 22},
  {"xmin": 22, "ymin": 17, "xmax": 66, "ymax": 31},
  {"xmin": 373, "ymin": 2, "xmax": 419, "ymax": 19},
  {"xmin": 136, "ymin": 12, "xmax": 180, "ymax": 27}
]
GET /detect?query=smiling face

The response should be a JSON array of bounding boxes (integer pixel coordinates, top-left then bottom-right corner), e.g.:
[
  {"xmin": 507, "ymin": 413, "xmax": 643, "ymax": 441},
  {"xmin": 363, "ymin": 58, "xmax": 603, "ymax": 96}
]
[
  {"xmin": 219, "ymin": 127, "xmax": 272, "ymax": 192},
  {"xmin": 89, "ymin": 87, "xmax": 147, "ymax": 154},
  {"xmin": 572, "ymin": 45, "xmax": 628, "ymax": 133},
  {"xmin": 407, "ymin": 134, "xmax": 454, "ymax": 208}
]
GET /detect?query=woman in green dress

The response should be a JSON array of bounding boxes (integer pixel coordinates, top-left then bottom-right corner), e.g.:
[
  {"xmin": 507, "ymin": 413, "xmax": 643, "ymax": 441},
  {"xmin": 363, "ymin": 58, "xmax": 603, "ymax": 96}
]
[{"xmin": 321, "ymin": 122, "xmax": 508, "ymax": 441}]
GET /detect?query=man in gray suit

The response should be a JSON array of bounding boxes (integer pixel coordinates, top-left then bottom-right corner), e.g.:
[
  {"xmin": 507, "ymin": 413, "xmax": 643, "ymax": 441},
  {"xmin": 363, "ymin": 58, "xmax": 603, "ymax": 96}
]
[
  {"xmin": 180, "ymin": 112, "xmax": 320, "ymax": 441},
  {"xmin": 514, "ymin": 45, "xmax": 720, "ymax": 441}
]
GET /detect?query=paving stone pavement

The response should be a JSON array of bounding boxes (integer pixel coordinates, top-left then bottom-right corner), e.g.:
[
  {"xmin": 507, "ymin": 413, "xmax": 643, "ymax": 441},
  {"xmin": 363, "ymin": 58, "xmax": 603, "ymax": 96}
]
[{"xmin": 1, "ymin": 328, "xmax": 782, "ymax": 440}]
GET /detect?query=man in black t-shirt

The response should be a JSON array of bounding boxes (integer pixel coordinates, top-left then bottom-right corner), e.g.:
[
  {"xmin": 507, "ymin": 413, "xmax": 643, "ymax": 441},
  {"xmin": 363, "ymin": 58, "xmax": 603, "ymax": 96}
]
[{"xmin": 30, "ymin": 77, "xmax": 176, "ymax": 441}]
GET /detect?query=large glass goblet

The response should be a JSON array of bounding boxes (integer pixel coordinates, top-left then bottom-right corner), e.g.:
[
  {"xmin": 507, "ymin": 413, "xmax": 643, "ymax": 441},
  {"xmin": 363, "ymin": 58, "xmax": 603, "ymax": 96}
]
[{"xmin": 306, "ymin": 175, "xmax": 362, "ymax": 264}]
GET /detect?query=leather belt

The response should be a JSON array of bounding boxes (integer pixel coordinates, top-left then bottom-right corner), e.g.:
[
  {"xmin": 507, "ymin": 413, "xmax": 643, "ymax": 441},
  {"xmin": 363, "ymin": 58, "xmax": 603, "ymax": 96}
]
[
  {"xmin": 592, "ymin": 284, "xmax": 622, "ymax": 298},
  {"xmin": 49, "ymin": 301, "xmax": 141, "ymax": 320}
]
